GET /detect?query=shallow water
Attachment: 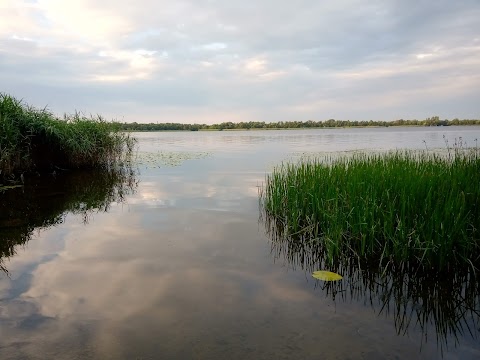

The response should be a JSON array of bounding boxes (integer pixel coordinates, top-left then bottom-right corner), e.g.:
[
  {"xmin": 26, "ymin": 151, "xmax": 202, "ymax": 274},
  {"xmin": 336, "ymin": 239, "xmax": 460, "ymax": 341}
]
[{"xmin": 1, "ymin": 127, "xmax": 480, "ymax": 359}]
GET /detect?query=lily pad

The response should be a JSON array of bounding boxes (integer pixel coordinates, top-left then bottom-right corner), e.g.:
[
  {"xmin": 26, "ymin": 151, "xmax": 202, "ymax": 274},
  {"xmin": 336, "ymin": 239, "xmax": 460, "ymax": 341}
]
[{"xmin": 312, "ymin": 270, "xmax": 343, "ymax": 281}]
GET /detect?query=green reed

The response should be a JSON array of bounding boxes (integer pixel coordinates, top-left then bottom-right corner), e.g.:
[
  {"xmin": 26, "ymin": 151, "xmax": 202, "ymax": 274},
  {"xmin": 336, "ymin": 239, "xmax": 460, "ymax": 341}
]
[
  {"xmin": 261, "ymin": 149, "xmax": 480, "ymax": 270},
  {"xmin": 0, "ymin": 93, "xmax": 135, "ymax": 179}
]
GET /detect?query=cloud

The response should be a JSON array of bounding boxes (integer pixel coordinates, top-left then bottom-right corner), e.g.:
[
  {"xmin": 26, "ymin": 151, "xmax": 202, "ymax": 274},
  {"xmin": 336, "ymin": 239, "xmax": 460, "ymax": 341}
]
[
  {"xmin": 0, "ymin": 196, "xmax": 321, "ymax": 358},
  {"xmin": 0, "ymin": 0, "xmax": 479, "ymax": 122}
]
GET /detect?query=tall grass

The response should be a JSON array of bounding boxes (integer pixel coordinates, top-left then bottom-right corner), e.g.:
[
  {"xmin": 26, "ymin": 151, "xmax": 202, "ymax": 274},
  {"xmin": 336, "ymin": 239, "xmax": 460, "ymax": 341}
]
[
  {"xmin": 0, "ymin": 93, "xmax": 135, "ymax": 180},
  {"xmin": 260, "ymin": 149, "xmax": 480, "ymax": 271}
]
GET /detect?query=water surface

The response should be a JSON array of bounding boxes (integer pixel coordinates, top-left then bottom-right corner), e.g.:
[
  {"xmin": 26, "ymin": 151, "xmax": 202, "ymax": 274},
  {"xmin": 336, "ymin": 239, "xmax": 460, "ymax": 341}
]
[{"xmin": 1, "ymin": 127, "xmax": 479, "ymax": 359}]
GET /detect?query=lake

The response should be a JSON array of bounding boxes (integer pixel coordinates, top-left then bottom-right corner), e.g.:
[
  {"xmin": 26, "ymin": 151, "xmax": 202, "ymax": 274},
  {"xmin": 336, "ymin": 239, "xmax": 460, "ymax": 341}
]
[{"xmin": 1, "ymin": 126, "xmax": 479, "ymax": 359}]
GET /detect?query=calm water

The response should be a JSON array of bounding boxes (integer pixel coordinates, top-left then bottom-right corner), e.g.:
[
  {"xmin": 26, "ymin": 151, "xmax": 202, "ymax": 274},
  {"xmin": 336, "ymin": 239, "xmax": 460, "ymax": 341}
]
[{"xmin": 1, "ymin": 127, "xmax": 480, "ymax": 359}]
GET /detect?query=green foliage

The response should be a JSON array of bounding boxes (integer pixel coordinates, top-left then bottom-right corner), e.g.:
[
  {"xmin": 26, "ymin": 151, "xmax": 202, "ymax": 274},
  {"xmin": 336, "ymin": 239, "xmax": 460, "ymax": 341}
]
[
  {"xmin": 0, "ymin": 93, "xmax": 135, "ymax": 180},
  {"xmin": 118, "ymin": 117, "xmax": 480, "ymax": 131},
  {"xmin": 261, "ymin": 149, "xmax": 480, "ymax": 271}
]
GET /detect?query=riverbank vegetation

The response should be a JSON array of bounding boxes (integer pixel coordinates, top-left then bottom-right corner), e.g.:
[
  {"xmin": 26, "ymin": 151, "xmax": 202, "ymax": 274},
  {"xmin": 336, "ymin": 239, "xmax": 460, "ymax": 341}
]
[
  {"xmin": 260, "ymin": 148, "xmax": 480, "ymax": 271},
  {"xmin": 0, "ymin": 93, "xmax": 135, "ymax": 181},
  {"xmin": 120, "ymin": 116, "xmax": 480, "ymax": 131}
]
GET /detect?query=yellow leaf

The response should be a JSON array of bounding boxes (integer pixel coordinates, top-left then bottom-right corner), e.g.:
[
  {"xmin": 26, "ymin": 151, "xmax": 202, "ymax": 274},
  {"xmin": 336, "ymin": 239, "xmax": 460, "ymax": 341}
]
[{"xmin": 312, "ymin": 270, "xmax": 343, "ymax": 281}]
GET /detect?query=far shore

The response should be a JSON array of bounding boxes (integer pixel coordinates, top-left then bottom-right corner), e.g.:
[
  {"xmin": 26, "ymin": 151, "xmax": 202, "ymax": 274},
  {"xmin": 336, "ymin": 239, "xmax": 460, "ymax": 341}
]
[{"xmin": 123, "ymin": 123, "xmax": 480, "ymax": 132}]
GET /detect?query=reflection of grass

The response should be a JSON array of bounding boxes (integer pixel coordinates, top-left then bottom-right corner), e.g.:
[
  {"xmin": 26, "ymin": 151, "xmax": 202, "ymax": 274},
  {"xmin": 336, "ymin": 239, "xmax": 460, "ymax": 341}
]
[
  {"xmin": 266, "ymin": 217, "xmax": 480, "ymax": 354},
  {"xmin": 0, "ymin": 168, "xmax": 137, "ymax": 273},
  {"xmin": 261, "ymin": 145, "xmax": 480, "ymax": 355},
  {"xmin": 0, "ymin": 93, "xmax": 135, "ymax": 181},
  {"xmin": 261, "ymin": 148, "xmax": 480, "ymax": 270},
  {"xmin": 136, "ymin": 151, "xmax": 210, "ymax": 168}
]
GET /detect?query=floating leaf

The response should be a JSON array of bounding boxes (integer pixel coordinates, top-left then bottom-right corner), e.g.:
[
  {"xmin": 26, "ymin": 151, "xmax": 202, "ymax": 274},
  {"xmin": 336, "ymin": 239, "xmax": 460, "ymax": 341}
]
[{"xmin": 312, "ymin": 270, "xmax": 343, "ymax": 281}]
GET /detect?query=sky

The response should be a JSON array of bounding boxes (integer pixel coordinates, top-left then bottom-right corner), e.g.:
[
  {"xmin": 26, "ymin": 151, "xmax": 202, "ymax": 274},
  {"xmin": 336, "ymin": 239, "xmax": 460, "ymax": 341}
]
[{"xmin": 1, "ymin": 0, "xmax": 479, "ymax": 124}]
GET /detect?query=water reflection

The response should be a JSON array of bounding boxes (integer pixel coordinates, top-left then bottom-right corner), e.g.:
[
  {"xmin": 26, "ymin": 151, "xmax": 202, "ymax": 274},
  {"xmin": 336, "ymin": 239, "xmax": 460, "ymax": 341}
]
[
  {"xmin": 264, "ymin": 215, "xmax": 480, "ymax": 354},
  {"xmin": 133, "ymin": 127, "xmax": 480, "ymax": 155},
  {"xmin": 0, "ymin": 168, "xmax": 137, "ymax": 273},
  {"xmin": 2, "ymin": 128, "xmax": 480, "ymax": 359}
]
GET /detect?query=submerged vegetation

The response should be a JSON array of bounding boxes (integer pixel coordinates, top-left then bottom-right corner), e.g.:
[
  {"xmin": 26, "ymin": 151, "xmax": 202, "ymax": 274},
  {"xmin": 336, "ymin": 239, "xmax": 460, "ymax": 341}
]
[
  {"xmin": 261, "ymin": 148, "xmax": 480, "ymax": 271},
  {"xmin": 268, "ymin": 226, "xmax": 480, "ymax": 352},
  {"xmin": 0, "ymin": 93, "xmax": 135, "ymax": 181},
  {"xmin": 137, "ymin": 150, "xmax": 210, "ymax": 168}
]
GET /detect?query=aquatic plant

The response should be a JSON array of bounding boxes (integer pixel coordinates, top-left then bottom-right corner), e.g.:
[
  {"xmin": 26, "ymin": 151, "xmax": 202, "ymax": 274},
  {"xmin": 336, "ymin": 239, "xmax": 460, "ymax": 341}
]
[
  {"xmin": 260, "ymin": 149, "xmax": 480, "ymax": 271},
  {"xmin": 136, "ymin": 150, "xmax": 210, "ymax": 168},
  {"xmin": 0, "ymin": 93, "xmax": 135, "ymax": 180},
  {"xmin": 267, "ymin": 224, "xmax": 480, "ymax": 354},
  {"xmin": 312, "ymin": 270, "xmax": 342, "ymax": 281}
]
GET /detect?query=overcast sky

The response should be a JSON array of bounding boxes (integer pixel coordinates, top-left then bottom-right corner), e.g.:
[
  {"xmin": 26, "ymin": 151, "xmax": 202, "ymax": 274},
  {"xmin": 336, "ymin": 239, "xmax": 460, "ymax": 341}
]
[{"xmin": 1, "ymin": 0, "xmax": 479, "ymax": 124}]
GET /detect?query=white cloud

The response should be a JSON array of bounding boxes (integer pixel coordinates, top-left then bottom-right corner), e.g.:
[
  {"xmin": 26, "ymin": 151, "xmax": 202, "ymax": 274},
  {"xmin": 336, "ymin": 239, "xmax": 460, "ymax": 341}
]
[
  {"xmin": 36, "ymin": 0, "xmax": 132, "ymax": 43},
  {"xmin": 244, "ymin": 58, "xmax": 267, "ymax": 73},
  {"xmin": 91, "ymin": 49, "xmax": 159, "ymax": 82},
  {"xmin": 197, "ymin": 42, "xmax": 228, "ymax": 51},
  {"xmin": 0, "ymin": 0, "xmax": 479, "ymax": 122},
  {"xmin": 416, "ymin": 53, "xmax": 433, "ymax": 59}
]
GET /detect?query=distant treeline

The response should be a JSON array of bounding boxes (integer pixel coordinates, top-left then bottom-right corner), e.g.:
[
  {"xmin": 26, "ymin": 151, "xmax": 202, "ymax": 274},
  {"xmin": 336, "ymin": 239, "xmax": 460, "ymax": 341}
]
[{"xmin": 120, "ymin": 116, "xmax": 480, "ymax": 131}]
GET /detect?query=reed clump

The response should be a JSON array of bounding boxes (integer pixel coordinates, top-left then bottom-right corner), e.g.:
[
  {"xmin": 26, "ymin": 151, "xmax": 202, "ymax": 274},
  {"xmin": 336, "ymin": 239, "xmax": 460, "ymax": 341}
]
[
  {"xmin": 0, "ymin": 93, "xmax": 135, "ymax": 180},
  {"xmin": 261, "ymin": 149, "xmax": 480, "ymax": 270}
]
